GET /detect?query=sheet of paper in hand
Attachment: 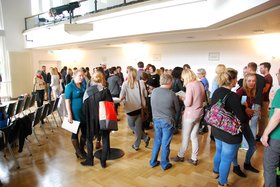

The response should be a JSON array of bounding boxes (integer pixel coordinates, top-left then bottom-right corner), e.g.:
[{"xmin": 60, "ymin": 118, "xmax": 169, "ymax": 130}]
[{"xmin": 62, "ymin": 117, "xmax": 80, "ymax": 134}]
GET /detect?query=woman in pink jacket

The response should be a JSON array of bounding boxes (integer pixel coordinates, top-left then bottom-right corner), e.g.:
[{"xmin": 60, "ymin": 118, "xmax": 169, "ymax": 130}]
[{"xmin": 172, "ymin": 69, "xmax": 205, "ymax": 165}]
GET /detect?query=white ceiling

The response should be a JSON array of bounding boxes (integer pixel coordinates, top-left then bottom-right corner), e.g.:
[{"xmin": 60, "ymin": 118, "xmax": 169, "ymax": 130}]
[{"xmin": 45, "ymin": 0, "xmax": 280, "ymax": 50}]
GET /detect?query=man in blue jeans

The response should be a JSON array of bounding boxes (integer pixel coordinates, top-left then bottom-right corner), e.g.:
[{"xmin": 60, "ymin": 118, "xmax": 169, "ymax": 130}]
[
  {"xmin": 261, "ymin": 69, "xmax": 280, "ymax": 187},
  {"xmin": 149, "ymin": 74, "xmax": 180, "ymax": 170}
]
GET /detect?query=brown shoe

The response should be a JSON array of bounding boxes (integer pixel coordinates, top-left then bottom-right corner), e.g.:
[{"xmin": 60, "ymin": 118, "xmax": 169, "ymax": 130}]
[
  {"xmin": 172, "ymin": 156, "xmax": 184, "ymax": 162},
  {"xmin": 187, "ymin": 159, "xmax": 198, "ymax": 166},
  {"xmin": 212, "ymin": 171, "xmax": 219, "ymax": 179}
]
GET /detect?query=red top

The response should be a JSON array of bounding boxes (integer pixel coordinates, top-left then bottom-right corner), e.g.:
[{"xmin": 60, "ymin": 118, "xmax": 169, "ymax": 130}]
[{"xmin": 236, "ymin": 88, "xmax": 255, "ymax": 121}]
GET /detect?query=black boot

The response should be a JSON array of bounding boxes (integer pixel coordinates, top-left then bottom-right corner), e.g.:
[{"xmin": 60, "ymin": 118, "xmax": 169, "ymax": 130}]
[
  {"xmin": 79, "ymin": 137, "xmax": 87, "ymax": 158},
  {"xmin": 244, "ymin": 163, "xmax": 259, "ymax": 173},
  {"xmin": 81, "ymin": 141, "xmax": 94, "ymax": 166},
  {"xmin": 233, "ymin": 165, "xmax": 246, "ymax": 177},
  {"xmin": 71, "ymin": 139, "xmax": 86, "ymax": 159},
  {"xmin": 100, "ymin": 160, "xmax": 106, "ymax": 168}
]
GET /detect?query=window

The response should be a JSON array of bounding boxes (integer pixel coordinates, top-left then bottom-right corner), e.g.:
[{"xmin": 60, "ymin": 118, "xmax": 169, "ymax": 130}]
[
  {"xmin": 42, "ymin": 0, "xmax": 51, "ymax": 12},
  {"xmin": 0, "ymin": 1, "xmax": 11, "ymax": 98},
  {"xmin": 0, "ymin": 0, "xmax": 3, "ymax": 29},
  {"xmin": 31, "ymin": 0, "xmax": 40, "ymax": 15},
  {"xmin": 0, "ymin": 37, "xmax": 11, "ymax": 98}
]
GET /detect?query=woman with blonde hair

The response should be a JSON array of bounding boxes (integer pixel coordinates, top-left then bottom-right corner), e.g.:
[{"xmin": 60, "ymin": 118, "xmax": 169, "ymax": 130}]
[
  {"xmin": 172, "ymin": 69, "xmax": 205, "ymax": 165},
  {"xmin": 200, "ymin": 65, "xmax": 226, "ymax": 136},
  {"xmin": 231, "ymin": 73, "xmax": 259, "ymax": 177},
  {"xmin": 210, "ymin": 64, "xmax": 226, "ymax": 98},
  {"xmin": 120, "ymin": 67, "xmax": 150, "ymax": 150},
  {"xmin": 50, "ymin": 67, "xmax": 60, "ymax": 99},
  {"xmin": 211, "ymin": 68, "xmax": 246, "ymax": 187},
  {"xmin": 65, "ymin": 69, "xmax": 87, "ymax": 159},
  {"xmin": 81, "ymin": 71, "xmax": 112, "ymax": 168}
]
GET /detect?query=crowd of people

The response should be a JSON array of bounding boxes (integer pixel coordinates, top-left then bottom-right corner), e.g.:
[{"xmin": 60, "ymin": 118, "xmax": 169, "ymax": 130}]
[{"xmin": 32, "ymin": 61, "xmax": 280, "ymax": 187}]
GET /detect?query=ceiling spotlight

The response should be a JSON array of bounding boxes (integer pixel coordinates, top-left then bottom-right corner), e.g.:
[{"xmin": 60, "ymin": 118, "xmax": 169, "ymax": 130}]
[{"xmin": 49, "ymin": 1, "xmax": 80, "ymax": 23}]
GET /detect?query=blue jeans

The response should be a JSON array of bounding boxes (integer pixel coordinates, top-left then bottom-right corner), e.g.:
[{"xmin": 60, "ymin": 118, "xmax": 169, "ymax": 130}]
[
  {"xmin": 233, "ymin": 124, "xmax": 256, "ymax": 166},
  {"xmin": 251, "ymin": 103, "xmax": 261, "ymax": 139},
  {"xmin": 241, "ymin": 104, "xmax": 260, "ymax": 148},
  {"xmin": 150, "ymin": 118, "xmax": 174, "ymax": 170},
  {"xmin": 214, "ymin": 138, "xmax": 239, "ymax": 185}
]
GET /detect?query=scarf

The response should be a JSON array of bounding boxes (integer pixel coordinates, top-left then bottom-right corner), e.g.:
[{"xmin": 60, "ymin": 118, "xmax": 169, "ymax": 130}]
[{"xmin": 37, "ymin": 75, "xmax": 43, "ymax": 79}]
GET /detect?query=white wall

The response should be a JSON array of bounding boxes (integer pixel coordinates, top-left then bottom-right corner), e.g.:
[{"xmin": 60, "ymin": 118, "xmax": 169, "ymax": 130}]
[
  {"xmin": 1, "ymin": 0, "xmax": 33, "ymax": 98},
  {"xmin": 2, "ymin": 0, "xmax": 31, "ymax": 51},
  {"xmin": 9, "ymin": 51, "xmax": 33, "ymax": 97},
  {"xmin": 31, "ymin": 39, "xmax": 280, "ymax": 91}
]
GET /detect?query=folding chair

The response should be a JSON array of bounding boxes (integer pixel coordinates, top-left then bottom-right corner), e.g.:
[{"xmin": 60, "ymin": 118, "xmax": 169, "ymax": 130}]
[
  {"xmin": 32, "ymin": 106, "xmax": 43, "ymax": 146},
  {"xmin": 0, "ymin": 120, "xmax": 20, "ymax": 169},
  {"xmin": 0, "ymin": 105, "xmax": 6, "ymax": 117},
  {"xmin": 25, "ymin": 112, "xmax": 35, "ymax": 155},
  {"xmin": 22, "ymin": 95, "xmax": 31, "ymax": 115},
  {"xmin": 6, "ymin": 102, "xmax": 16, "ymax": 121},
  {"xmin": 52, "ymin": 97, "xmax": 62, "ymax": 125},
  {"xmin": 29, "ymin": 92, "xmax": 37, "ymax": 112},
  {"xmin": 40, "ymin": 103, "xmax": 51, "ymax": 135},
  {"xmin": 14, "ymin": 97, "xmax": 25, "ymax": 119},
  {"xmin": 46, "ymin": 100, "xmax": 56, "ymax": 126}
]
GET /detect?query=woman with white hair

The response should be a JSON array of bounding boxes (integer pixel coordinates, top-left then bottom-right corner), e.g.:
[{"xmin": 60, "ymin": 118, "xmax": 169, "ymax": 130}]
[
  {"xmin": 197, "ymin": 68, "xmax": 209, "ymax": 92},
  {"xmin": 33, "ymin": 70, "xmax": 46, "ymax": 107}
]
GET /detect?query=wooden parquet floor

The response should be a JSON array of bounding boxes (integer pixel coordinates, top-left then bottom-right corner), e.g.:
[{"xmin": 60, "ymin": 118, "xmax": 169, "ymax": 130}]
[{"xmin": 0, "ymin": 105, "xmax": 264, "ymax": 187}]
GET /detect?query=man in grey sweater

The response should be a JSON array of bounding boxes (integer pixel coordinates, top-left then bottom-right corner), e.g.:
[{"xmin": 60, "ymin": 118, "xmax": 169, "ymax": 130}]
[{"xmin": 149, "ymin": 73, "xmax": 180, "ymax": 170}]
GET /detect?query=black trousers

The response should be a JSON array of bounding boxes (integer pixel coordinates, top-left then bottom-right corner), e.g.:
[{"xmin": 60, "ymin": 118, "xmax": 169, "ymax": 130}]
[
  {"xmin": 36, "ymin": 89, "xmax": 45, "ymax": 107},
  {"xmin": 71, "ymin": 122, "xmax": 86, "ymax": 139},
  {"xmin": 111, "ymin": 94, "xmax": 119, "ymax": 115},
  {"xmin": 85, "ymin": 130, "xmax": 110, "ymax": 163},
  {"xmin": 101, "ymin": 130, "xmax": 110, "ymax": 162}
]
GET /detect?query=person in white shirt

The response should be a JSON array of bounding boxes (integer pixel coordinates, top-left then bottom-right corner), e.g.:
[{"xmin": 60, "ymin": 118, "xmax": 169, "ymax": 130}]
[{"xmin": 50, "ymin": 68, "xmax": 60, "ymax": 99}]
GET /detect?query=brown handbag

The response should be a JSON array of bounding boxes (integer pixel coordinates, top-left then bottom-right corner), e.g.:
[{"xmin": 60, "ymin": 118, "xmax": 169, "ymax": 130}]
[{"xmin": 138, "ymin": 81, "xmax": 149, "ymax": 122}]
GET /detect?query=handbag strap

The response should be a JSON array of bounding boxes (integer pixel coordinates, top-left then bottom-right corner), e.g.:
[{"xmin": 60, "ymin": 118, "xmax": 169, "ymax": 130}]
[
  {"xmin": 138, "ymin": 81, "xmax": 144, "ymax": 108},
  {"xmin": 221, "ymin": 92, "xmax": 233, "ymax": 107}
]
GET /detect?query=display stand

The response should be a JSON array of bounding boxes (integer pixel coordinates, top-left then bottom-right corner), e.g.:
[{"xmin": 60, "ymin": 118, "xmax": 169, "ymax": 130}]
[
  {"xmin": 94, "ymin": 148, "xmax": 124, "ymax": 160},
  {"xmin": 94, "ymin": 129, "xmax": 124, "ymax": 159},
  {"xmin": 94, "ymin": 98, "xmax": 124, "ymax": 160}
]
